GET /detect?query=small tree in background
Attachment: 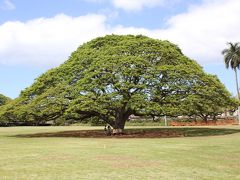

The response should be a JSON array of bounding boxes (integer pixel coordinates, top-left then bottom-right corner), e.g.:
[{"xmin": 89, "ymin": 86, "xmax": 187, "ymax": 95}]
[{"xmin": 0, "ymin": 94, "xmax": 11, "ymax": 106}]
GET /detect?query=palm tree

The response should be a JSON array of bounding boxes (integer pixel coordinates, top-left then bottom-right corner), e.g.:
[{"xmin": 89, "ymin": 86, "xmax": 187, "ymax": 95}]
[
  {"xmin": 222, "ymin": 42, "xmax": 240, "ymax": 99},
  {"xmin": 222, "ymin": 42, "xmax": 240, "ymax": 125}
]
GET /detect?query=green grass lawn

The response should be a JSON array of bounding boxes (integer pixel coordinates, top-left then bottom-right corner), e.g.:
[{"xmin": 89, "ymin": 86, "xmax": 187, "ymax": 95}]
[{"xmin": 1, "ymin": 126, "xmax": 240, "ymax": 180}]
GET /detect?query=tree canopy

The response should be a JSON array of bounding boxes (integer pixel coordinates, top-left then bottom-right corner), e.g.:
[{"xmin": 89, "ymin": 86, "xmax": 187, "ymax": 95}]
[
  {"xmin": 0, "ymin": 35, "xmax": 237, "ymax": 130},
  {"xmin": 0, "ymin": 94, "xmax": 11, "ymax": 106}
]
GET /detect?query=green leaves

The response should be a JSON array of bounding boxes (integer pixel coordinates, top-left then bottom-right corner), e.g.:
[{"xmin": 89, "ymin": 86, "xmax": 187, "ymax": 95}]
[
  {"xmin": 0, "ymin": 35, "xmax": 235, "ymax": 127},
  {"xmin": 0, "ymin": 94, "xmax": 11, "ymax": 106},
  {"xmin": 222, "ymin": 42, "xmax": 240, "ymax": 70}
]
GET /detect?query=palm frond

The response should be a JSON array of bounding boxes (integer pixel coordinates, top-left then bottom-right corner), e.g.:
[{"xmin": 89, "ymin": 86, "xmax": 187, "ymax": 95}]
[{"xmin": 223, "ymin": 42, "xmax": 240, "ymax": 70}]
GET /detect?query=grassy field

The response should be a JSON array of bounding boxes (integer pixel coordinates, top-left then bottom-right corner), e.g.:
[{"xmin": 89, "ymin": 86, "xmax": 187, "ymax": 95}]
[{"xmin": 0, "ymin": 126, "xmax": 240, "ymax": 180}]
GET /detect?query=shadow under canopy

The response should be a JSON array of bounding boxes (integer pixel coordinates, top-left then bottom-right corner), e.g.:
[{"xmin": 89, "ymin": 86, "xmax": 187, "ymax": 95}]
[{"xmin": 14, "ymin": 127, "xmax": 240, "ymax": 138}]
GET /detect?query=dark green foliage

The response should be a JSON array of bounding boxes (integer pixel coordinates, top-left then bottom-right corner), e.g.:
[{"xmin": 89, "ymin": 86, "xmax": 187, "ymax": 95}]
[
  {"xmin": 0, "ymin": 35, "xmax": 236, "ymax": 129},
  {"xmin": 0, "ymin": 94, "xmax": 12, "ymax": 126},
  {"xmin": 181, "ymin": 74, "xmax": 238, "ymax": 121},
  {"xmin": 0, "ymin": 94, "xmax": 11, "ymax": 106}
]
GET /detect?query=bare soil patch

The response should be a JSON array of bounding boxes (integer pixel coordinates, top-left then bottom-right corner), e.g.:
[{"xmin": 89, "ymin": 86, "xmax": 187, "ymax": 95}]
[
  {"xmin": 17, "ymin": 129, "xmax": 183, "ymax": 138},
  {"xmin": 15, "ymin": 127, "xmax": 240, "ymax": 138}
]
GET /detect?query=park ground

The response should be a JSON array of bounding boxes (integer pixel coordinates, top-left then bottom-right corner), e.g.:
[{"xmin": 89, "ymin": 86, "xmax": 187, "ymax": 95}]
[{"xmin": 0, "ymin": 126, "xmax": 240, "ymax": 179}]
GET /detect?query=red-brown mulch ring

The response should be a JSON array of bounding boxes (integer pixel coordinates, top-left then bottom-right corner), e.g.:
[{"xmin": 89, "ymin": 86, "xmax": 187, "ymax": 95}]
[
  {"xmin": 170, "ymin": 119, "xmax": 238, "ymax": 126},
  {"xmin": 15, "ymin": 127, "xmax": 240, "ymax": 138},
  {"xmin": 17, "ymin": 129, "xmax": 184, "ymax": 138}
]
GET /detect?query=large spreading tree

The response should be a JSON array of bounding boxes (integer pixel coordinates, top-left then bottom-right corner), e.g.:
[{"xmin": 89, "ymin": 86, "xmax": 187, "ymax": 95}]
[{"xmin": 0, "ymin": 35, "xmax": 236, "ymax": 131}]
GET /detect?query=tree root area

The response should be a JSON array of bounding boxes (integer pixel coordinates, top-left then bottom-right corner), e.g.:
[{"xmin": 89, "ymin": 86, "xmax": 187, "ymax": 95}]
[{"xmin": 16, "ymin": 127, "xmax": 240, "ymax": 138}]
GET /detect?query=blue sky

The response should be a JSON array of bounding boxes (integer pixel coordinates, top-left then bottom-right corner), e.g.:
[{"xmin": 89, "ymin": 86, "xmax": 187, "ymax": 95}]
[{"xmin": 0, "ymin": 0, "xmax": 239, "ymax": 98}]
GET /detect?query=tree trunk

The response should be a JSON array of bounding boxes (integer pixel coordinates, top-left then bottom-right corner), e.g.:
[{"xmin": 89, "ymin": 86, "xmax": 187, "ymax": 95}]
[
  {"xmin": 203, "ymin": 116, "xmax": 208, "ymax": 124},
  {"xmin": 152, "ymin": 115, "xmax": 155, "ymax": 122},
  {"xmin": 112, "ymin": 110, "xmax": 131, "ymax": 135},
  {"xmin": 234, "ymin": 68, "xmax": 240, "ymax": 99},
  {"xmin": 212, "ymin": 115, "xmax": 217, "ymax": 125},
  {"xmin": 112, "ymin": 121, "xmax": 125, "ymax": 135},
  {"xmin": 234, "ymin": 69, "xmax": 240, "ymax": 125},
  {"xmin": 194, "ymin": 115, "xmax": 197, "ymax": 124}
]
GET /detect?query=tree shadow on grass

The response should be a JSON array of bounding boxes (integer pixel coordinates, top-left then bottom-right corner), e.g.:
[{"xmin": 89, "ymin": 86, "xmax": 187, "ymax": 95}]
[
  {"xmin": 14, "ymin": 127, "xmax": 240, "ymax": 138},
  {"xmin": 165, "ymin": 128, "xmax": 240, "ymax": 137}
]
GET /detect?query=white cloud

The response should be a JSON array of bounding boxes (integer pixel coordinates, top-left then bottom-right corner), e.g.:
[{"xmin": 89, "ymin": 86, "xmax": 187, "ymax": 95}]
[
  {"xmin": 111, "ymin": 0, "xmax": 168, "ymax": 11},
  {"xmin": 111, "ymin": 0, "xmax": 240, "ymax": 64},
  {"xmin": 0, "ymin": 14, "xmax": 109, "ymax": 66},
  {"xmin": 156, "ymin": 0, "xmax": 240, "ymax": 63},
  {"xmin": 1, "ymin": 0, "xmax": 15, "ymax": 10},
  {"xmin": 85, "ymin": 0, "xmax": 176, "ymax": 11},
  {"xmin": 0, "ymin": 0, "xmax": 239, "ymax": 67}
]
